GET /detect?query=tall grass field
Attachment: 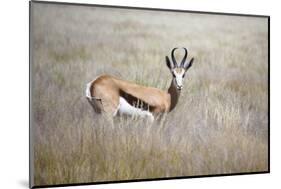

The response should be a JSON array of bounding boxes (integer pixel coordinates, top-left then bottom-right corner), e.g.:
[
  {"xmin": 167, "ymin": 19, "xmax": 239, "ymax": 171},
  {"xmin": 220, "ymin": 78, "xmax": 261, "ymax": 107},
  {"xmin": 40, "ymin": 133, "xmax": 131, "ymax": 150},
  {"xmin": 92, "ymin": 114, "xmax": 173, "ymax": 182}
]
[{"xmin": 30, "ymin": 2, "xmax": 269, "ymax": 187}]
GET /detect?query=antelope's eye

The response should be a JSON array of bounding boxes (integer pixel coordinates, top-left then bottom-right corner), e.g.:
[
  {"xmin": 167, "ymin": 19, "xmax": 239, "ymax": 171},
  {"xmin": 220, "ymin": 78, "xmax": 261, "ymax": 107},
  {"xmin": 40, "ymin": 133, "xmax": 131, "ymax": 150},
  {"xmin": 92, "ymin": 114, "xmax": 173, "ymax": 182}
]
[
  {"xmin": 183, "ymin": 73, "xmax": 185, "ymax": 78},
  {"xmin": 172, "ymin": 72, "xmax": 176, "ymax": 77}
]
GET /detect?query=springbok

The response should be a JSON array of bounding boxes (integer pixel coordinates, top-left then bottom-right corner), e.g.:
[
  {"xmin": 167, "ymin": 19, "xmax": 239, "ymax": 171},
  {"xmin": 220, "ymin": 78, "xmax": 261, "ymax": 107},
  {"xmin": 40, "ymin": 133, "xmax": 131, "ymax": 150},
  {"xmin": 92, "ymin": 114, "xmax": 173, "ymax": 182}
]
[{"xmin": 86, "ymin": 47, "xmax": 194, "ymax": 121}]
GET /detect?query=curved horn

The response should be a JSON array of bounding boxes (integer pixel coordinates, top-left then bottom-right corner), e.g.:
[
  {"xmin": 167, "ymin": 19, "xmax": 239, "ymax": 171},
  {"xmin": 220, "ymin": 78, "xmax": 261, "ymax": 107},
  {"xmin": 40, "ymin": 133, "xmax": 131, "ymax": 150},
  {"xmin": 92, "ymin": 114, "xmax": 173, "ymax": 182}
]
[
  {"xmin": 171, "ymin": 47, "xmax": 178, "ymax": 67},
  {"xmin": 180, "ymin": 47, "xmax": 188, "ymax": 67},
  {"xmin": 184, "ymin": 57, "xmax": 194, "ymax": 70}
]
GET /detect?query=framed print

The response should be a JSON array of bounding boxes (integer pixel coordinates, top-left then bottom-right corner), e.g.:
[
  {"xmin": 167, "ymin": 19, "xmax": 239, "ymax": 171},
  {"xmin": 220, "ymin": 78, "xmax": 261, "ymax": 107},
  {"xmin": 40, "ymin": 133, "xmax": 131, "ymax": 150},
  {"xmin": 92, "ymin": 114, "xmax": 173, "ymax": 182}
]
[{"xmin": 29, "ymin": 1, "xmax": 270, "ymax": 188}]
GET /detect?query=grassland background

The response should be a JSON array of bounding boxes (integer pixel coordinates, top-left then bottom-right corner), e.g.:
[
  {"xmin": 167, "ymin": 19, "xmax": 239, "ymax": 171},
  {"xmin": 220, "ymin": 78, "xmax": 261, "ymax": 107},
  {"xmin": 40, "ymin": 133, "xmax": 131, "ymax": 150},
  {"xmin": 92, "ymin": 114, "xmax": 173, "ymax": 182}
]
[{"xmin": 31, "ymin": 2, "xmax": 268, "ymax": 186}]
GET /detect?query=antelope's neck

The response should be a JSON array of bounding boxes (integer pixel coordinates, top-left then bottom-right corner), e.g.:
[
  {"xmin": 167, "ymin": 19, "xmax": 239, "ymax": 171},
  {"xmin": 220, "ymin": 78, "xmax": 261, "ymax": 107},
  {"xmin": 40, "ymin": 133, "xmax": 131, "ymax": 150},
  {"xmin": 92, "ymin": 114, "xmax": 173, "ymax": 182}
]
[{"xmin": 167, "ymin": 78, "xmax": 181, "ymax": 112}]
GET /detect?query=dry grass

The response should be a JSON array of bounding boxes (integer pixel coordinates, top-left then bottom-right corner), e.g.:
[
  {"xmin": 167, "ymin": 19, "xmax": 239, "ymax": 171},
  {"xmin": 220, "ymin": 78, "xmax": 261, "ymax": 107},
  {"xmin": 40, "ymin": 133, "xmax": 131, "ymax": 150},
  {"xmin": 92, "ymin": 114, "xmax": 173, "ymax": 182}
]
[{"xmin": 30, "ymin": 2, "xmax": 268, "ymax": 186}]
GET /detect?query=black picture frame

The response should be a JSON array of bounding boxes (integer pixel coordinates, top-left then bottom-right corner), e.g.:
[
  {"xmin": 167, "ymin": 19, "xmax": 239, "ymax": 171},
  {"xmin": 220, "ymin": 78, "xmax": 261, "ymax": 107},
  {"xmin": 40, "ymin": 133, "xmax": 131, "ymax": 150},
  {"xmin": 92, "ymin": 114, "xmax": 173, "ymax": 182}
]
[{"xmin": 29, "ymin": 1, "xmax": 270, "ymax": 188}]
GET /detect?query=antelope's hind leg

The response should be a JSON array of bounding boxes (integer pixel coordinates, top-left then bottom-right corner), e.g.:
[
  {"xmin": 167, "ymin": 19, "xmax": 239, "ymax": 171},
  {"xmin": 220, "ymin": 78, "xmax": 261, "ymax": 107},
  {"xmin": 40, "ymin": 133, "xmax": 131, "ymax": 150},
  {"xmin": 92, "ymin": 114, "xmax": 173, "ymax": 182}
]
[{"xmin": 100, "ymin": 99, "xmax": 119, "ymax": 116}]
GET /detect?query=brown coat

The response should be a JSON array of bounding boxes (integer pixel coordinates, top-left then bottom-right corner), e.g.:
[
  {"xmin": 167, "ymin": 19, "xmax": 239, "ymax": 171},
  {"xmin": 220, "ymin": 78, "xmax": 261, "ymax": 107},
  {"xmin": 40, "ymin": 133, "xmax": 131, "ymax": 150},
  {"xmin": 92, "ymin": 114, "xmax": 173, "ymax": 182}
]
[{"xmin": 90, "ymin": 75, "xmax": 171, "ymax": 114}]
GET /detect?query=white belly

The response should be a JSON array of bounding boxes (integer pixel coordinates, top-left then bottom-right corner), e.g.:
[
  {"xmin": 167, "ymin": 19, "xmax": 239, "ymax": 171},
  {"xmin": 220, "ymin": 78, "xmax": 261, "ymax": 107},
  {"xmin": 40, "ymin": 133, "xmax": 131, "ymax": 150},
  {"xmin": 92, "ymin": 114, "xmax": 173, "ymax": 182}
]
[{"xmin": 117, "ymin": 97, "xmax": 154, "ymax": 121}]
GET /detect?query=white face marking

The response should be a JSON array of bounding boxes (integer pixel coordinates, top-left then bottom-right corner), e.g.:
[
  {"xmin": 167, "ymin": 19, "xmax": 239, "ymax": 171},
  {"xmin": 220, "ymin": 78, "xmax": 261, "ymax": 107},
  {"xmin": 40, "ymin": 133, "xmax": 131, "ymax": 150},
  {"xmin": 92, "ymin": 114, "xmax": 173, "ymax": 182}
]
[{"xmin": 172, "ymin": 68, "xmax": 185, "ymax": 89}]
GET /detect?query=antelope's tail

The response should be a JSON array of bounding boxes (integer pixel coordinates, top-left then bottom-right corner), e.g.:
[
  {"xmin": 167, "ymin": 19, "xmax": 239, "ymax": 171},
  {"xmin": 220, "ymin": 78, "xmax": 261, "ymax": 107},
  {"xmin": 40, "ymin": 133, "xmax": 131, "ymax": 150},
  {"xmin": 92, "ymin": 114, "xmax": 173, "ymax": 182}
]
[{"xmin": 85, "ymin": 81, "xmax": 103, "ymax": 113}]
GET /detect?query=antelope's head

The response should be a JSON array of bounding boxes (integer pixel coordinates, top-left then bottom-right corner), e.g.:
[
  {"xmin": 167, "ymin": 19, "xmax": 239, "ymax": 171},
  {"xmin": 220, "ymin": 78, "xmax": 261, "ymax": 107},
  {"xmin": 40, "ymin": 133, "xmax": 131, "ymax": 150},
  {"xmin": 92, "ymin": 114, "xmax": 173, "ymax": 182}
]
[{"xmin": 166, "ymin": 47, "xmax": 194, "ymax": 90}]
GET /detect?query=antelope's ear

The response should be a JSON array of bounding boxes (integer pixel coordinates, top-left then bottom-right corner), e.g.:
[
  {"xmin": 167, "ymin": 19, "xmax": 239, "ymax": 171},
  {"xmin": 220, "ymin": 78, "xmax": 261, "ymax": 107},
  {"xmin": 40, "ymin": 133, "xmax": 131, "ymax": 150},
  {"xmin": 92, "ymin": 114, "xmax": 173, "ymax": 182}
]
[
  {"xmin": 166, "ymin": 56, "xmax": 173, "ymax": 70},
  {"xmin": 184, "ymin": 57, "xmax": 194, "ymax": 70}
]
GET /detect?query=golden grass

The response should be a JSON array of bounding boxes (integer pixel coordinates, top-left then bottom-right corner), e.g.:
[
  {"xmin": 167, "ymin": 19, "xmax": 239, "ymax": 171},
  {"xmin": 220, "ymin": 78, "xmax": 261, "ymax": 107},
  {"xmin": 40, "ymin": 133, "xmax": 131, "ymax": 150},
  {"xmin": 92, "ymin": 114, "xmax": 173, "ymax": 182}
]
[{"xmin": 30, "ymin": 2, "xmax": 268, "ymax": 186}]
